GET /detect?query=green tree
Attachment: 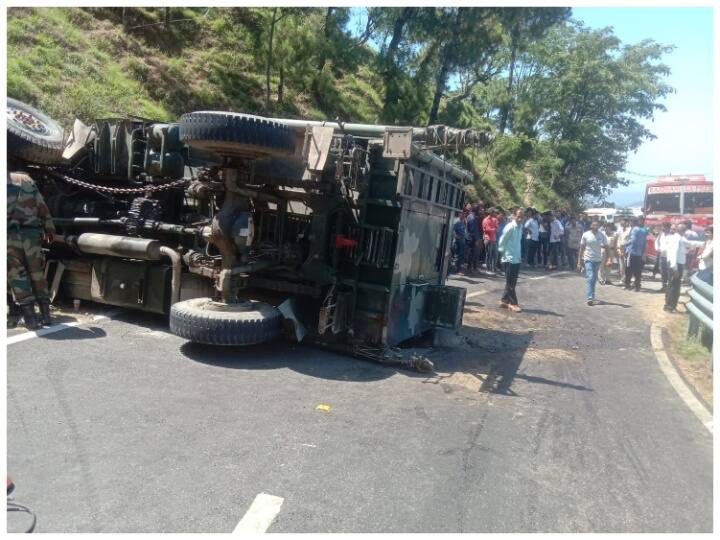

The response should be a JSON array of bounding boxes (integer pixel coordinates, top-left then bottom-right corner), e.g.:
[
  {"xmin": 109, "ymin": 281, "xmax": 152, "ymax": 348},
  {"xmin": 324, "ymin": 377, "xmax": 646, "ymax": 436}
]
[
  {"xmin": 496, "ymin": 7, "xmax": 570, "ymax": 135},
  {"xmin": 533, "ymin": 24, "xmax": 673, "ymax": 198}
]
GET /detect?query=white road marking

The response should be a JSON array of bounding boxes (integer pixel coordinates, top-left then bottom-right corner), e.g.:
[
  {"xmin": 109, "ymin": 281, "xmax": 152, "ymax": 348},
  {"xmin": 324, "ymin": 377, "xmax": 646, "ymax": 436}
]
[
  {"xmin": 650, "ymin": 322, "xmax": 713, "ymax": 434},
  {"xmin": 6, "ymin": 309, "xmax": 124, "ymax": 346},
  {"xmin": 466, "ymin": 290, "xmax": 488, "ymax": 299},
  {"xmin": 233, "ymin": 493, "xmax": 284, "ymax": 534}
]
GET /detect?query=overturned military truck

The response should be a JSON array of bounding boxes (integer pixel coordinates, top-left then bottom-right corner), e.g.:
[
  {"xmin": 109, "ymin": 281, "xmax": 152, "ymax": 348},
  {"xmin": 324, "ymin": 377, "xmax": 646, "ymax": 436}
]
[{"xmin": 7, "ymin": 98, "xmax": 492, "ymax": 370}]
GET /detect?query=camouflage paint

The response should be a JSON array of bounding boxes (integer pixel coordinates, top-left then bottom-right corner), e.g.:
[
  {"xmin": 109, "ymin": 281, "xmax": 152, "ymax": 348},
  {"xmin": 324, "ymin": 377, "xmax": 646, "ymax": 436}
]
[
  {"xmin": 7, "ymin": 230, "xmax": 49, "ymax": 305},
  {"xmin": 7, "ymin": 172, "xmax": 54, "ymax": 305}
]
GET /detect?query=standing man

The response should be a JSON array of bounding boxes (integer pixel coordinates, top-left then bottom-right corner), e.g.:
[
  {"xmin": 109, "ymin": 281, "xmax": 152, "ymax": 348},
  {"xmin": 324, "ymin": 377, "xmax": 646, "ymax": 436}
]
[
  {"xmin": 683, "ymin": 220, "xmax": 699, "ymax": 240},
  {"xmin": 559, "ymin": 210, "xmax": 570, "ymax": 268},
  {"xmin": 548, "ymin": 212, "xmax": 564, "ymax": 271},
  {"xmin": 615, "ymin": 217, "xmax": 630, "ymax": 283},
  {"xmin": 496, "ymin": 207, "xmax": 508, "ymax": 275},
  {"xmin": 524, "ymin": 208, "xmax": 540, "ymax": 267},
  {"xmin": 465, "ymin": 205, "xmax": 480, "ymax": 274},
  {"xmin": 696, "ymin": 225, "xmax": 713, "ymax": 285},
  {"xmin": 498, "ymin": 208, "xmax": 525, "ymax": 312},
  {"xmin": 482, "ymin": 208, "xmax": 499, "ymax": 274},
  {"xmin": 654, "ymin": 221, "xmax": 672, "ymax": 292},
  {"xmin": 451, "ymin": 210, "xmax": 468, "ymax": 274},
  {"xmin": 623, "ymin": 217, "xmax": 648, "ymax": 291},
  {"xmin": 538, "ymin": 212, "xmax": 550, "ymax": 268},
  {"xmin": 664, "ymin": 223, "xmax": 705, "ymax": 312},
  {"xmin": 599, "ymin": 222, "xmax": 617, "ymax": 285},
  {"xmin": 565, "ymin": 216, "xmax": 583, "ymax": 270},
  {"xmin": 682, "ymin": 219, "xmax": 701, "ymax": 278},
  {"xmin": 7, "ymin": 171, "xmax": 56, "ymax": 329},
  {"xmin": 577, "ymin": 219, "xmax": 607, "ymax": 306}
]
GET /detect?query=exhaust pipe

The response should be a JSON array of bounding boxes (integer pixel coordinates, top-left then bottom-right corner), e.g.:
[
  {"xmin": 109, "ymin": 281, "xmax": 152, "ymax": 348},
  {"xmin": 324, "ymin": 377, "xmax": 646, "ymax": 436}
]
[
  {"xmin": 160, "ymin": 246, "xmax": 182, "ymax": 305},
  {"xmin": 72, "ymin": 233, "xmax": 162, "ymax": 260}
]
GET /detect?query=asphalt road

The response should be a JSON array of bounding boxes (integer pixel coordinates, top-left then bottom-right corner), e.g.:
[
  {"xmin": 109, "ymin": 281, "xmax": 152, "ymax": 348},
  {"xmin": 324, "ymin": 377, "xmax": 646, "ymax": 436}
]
[{"xmin": 6, "ymin": 266, "xmax": 713, "ymax": 532}]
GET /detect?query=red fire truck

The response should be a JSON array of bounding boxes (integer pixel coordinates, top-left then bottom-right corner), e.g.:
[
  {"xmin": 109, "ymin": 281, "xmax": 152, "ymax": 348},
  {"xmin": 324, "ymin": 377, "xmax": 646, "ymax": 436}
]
[{"xmin": 643, "ymin": 174, "xmax": 713, "ymax": 264}]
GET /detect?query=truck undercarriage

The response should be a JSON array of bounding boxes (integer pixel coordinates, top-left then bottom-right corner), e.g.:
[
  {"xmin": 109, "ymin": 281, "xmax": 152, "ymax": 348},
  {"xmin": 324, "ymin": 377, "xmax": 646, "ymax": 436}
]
[{"xmin": 8, "ymin": 98, "xmax": 492, "ymax": 370}]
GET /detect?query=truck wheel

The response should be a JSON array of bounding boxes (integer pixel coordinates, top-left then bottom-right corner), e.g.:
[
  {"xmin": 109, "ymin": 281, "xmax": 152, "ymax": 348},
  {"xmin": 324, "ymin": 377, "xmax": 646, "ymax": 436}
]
[
  {"xmin": 170, "ymin": 297, "xmax": 282, "ymax": 346},
  {"xmin": 7, "ymin": 98, "xmax": 65, "ymax": 165},
  {"xmin": 179, "ymin": 111, "xmax": 295, "ymax": 159}
]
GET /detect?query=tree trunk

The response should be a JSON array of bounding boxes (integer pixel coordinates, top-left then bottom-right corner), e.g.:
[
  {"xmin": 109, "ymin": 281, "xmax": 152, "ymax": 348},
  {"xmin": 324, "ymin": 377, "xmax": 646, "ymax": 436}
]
[
  {"xmin": 428, "ymin": 48, "xmax": 451, "ymax": 125},
  {"xmin": 164, "ymin": 7, "xmax": 170, "ymax": 30},
  {"xmin": 265, "ymin": 8, "xmax": 278, "ymax": 111},
  {"xmin": 278, "ymin": 62, "xmax": 284, "ymax": 104},
  {"xmin": 427, "ymin": 8, "xmax": 463, "ymax": 126},
  {"xmin": 122, "ymin": 7, "xmax": 128, "ymax": 32},
  {"xmin": 312, "ymin": 7, "xmax": 333, "ymax": 104},
  {"xmin": 386, "ymin": 7, "xmax": 414, "ymax": 66},
  {"xmin": 498, "ymin": 38, "xmax": 518, "ymax": 135},
  {"xmin": 316, "ymin": 7, "xmax": 333, "ymax": 76}
]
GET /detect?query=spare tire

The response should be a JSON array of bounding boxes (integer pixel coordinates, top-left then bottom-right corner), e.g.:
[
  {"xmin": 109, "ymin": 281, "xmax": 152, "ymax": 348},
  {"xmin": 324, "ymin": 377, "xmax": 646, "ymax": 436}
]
[
  {"xmin": 179, "ymin": 111, "xmax": 296, "ymax": 159},
  {"xmin": 170, "ymin": 297, "xmax": 282, "ymax": 346},
  {"xmin": 7, "ymin": 97, "xmax": 65, "ymax": 165}
]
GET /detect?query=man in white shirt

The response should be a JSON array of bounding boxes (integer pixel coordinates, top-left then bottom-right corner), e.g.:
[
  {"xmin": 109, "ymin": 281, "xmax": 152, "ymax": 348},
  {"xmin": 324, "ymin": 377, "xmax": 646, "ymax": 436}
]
[
  {"xmin": 664, "ymin": 223, "xmax": 705, "ymax": 312},
  {"xmin": 696, "ymin": 225, "xmax": 713, "ymax": 285},
  {"xmin": 654, "ymin": 221, "xmax": 672, "ymax": 292},
  {"xmin": 548, "ymin": 212, "xmax": 564, "ymax": 271},
  {"xmin": 524, "ymin": 209, "xmax": 540, "ymax": 267},
  {"xmin": 577, "ymin": 219, "xmax": 608, "ymax": 306}
]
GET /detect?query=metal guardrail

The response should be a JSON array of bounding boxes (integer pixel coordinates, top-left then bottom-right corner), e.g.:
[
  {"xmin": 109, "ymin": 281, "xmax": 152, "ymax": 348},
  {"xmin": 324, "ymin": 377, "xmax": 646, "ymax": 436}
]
[{"xmin": 685, "ymin": 273, "xmax": 713, "ymax": 354}]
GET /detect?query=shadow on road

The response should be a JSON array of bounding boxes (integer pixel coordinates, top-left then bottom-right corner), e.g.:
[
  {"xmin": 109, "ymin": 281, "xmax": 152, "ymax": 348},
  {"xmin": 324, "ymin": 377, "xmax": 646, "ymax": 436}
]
[
  {"xmin": 513, "ymin": 373, "xmax": 593, "ymax": 392},
  {"xmin": 41, "ymin": 326, "xmax": 107, "ymax": 341},
  {"xmin": 522, "ymin": 308, "xmax": 564, "ymax": 317},
  {"xmin": 449, "ymin": 276, "xmax": 486, "ymax": 285},
  {"xmin": 179, "ymin": 341, "xmax": 404, "ymax": 383},
  {"xmin": 593, "ymin": 300, "xmax": 632, "ymax": 308},
  {"xmin": 431, "ymin": 326, "xmax": 533, "ymax": 396}
]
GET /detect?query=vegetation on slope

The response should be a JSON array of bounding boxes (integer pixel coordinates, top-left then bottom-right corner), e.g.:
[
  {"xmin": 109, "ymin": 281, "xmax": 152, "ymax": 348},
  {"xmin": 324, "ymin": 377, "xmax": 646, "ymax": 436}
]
[{"xmin": 7, "ymin": 7, "xmax": 673, "ymax": 211}]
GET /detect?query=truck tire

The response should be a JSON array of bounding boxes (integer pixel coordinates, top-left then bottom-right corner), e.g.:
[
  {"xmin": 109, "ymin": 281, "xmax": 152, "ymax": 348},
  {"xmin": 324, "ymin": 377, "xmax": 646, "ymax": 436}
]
[
  {"xmin": 7, "ymin": 98, "xmax": 65, "ymax": 165},
  {"xmin": 170, "ymin": 297, "xmax": 282, "ymax": 346},
  {"xmin": 179, "ymin": 111, "xmax": 295, "ymax": 159}
]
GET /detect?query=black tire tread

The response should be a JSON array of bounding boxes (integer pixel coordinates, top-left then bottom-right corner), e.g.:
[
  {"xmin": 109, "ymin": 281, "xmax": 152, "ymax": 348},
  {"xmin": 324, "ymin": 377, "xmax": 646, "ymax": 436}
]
[
  {"xmin": 170, "ymin": 300, "xmax": 282, "ymax": 346},
  {"xmin": 178, "ymin": 111, "xmax": 295, "ymax": 157},
  {"xmin": 7, "ymin": 98, "xmax": 64, "ymax": 165}
]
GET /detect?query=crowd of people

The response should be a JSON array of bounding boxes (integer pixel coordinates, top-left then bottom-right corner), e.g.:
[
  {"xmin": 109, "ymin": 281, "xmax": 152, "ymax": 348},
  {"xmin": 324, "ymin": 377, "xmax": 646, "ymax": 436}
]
[{"xmin": 451, "ymin": 202, "xmax": 713, "ymax": 312}]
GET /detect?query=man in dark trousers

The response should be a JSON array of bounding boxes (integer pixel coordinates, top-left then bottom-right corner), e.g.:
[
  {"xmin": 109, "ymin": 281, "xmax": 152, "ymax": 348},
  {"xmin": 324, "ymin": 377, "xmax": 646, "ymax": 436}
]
[
  {"xmin": 498, "ymin": 208, "xmax": 525, "ymax": 312},
  {"xmin": 524, "ymin": 208, "xmax": 540, "ymax": 267},
  {"xmin": 623, "ymin": 217, "xmax": 648, "ymax": 291},
  {"xmin": 465, "ymin": 204, "xmax": 480, "ymax": 273},
  {"xmin": 7, "ymin": 171, "xmax": 55, "ymax": 329},
  {"xmin": 664, "ymin": 223, "xmax": 705, "ymax": 312}
]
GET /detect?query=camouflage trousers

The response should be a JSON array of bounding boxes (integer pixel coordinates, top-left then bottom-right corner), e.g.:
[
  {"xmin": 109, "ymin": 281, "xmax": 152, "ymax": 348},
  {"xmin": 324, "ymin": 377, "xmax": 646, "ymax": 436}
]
[{"xmin": 7, "ymin": 229, "xmax": 49, "ymax": 305}]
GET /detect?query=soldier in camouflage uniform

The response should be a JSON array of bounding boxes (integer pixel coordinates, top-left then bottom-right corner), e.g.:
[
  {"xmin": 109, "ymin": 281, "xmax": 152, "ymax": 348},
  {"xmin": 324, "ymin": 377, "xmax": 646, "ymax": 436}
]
[
  {"xmin": 7, "ymin": 291, "xmax": 22, "ymax": 329},
  {"xmin": 7, "ymin": 171, "xmax": 55, "ymax": 329}
]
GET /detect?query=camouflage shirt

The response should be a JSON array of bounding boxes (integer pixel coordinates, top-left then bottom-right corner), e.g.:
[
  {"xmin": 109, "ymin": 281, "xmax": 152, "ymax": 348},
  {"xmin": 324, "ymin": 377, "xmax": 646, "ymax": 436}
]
[{"xmin": 7, "ymin": 172, "xmax": 55, "ymax": 233}]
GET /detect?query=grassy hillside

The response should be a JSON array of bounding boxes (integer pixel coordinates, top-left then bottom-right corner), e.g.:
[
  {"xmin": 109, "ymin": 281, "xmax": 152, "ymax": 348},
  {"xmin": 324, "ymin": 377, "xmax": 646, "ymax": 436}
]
[{"xmin": 7, "ymin": 6, "xmax": 569, "ymax": 211}]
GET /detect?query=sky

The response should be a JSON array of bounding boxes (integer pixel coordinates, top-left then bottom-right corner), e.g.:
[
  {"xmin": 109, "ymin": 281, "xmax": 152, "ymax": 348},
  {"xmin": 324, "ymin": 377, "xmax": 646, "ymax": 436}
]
[{"xmin": 571, "ymin": 7, "xmax": 714, "ymax": 206}]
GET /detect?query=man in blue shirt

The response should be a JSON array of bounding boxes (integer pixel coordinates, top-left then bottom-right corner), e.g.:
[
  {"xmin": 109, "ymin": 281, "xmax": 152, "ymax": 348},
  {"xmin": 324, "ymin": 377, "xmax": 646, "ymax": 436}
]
[
  {"xmin": 498, "ymin": 208, "xmax": 525, "ymax": 312},
  {"xmin": 623, "ymin": 216, "xmax": 648, "ymax": 291},
  {"xmin": 465, "ymin": 206, "xmax": 480, "ymax": 273},
  {"xmin": 452, "ymin": 210, "xmax": 467, "ymax": 274}
]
